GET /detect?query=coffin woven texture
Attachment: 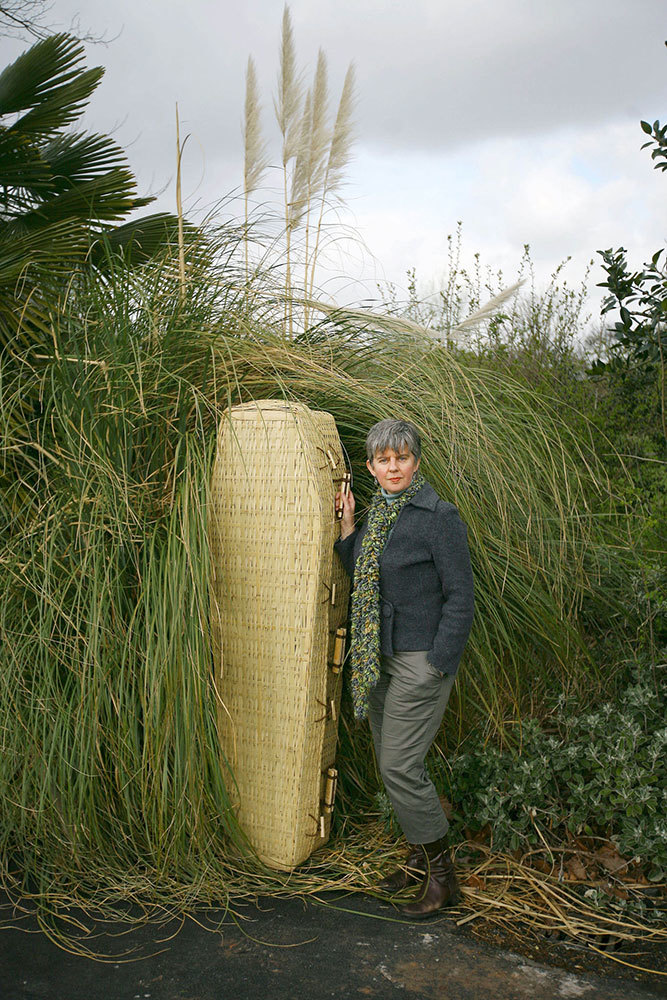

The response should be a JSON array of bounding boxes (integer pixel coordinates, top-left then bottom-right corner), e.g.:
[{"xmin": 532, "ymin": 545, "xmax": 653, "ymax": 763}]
[{"xmin": 209, "ymin": 400, "xmax": 350, "ymax": 871}]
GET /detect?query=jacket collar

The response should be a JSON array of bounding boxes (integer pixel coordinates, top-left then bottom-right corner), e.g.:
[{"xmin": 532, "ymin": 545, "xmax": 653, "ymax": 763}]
[{"xmin": 407, "ymin": 480, "xmax": 439, "ymax": 510}]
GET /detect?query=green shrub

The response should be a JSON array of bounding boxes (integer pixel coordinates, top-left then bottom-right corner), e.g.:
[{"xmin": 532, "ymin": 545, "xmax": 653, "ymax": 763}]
[{"xmin": 436, "ymin": 662, "xmax": 666, "ymax": 883}]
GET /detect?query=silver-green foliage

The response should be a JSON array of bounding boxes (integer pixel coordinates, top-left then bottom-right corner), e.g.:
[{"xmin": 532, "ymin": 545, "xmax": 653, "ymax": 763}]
[{"xmin": 445, "ymin": 662, "xmax": 667, "ymax": 886}]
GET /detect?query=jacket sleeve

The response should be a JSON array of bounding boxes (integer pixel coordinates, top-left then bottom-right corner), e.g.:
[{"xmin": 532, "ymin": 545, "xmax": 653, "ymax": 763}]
[
  {"xmin": 426, "ymin": 506, "xmax": 475, "ymax": 676},
  {"xmin": 333, "ymin": 528, "xmax": 358, "ymax": 578}
]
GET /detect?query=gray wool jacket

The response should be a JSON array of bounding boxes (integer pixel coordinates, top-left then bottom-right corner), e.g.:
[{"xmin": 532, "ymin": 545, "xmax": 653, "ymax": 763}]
[{"xmin": 334, "ymin": 481, "xmax": 474, "ymax": 677}]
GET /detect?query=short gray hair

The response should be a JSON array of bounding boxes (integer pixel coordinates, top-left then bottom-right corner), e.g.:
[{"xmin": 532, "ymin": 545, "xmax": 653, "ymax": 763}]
[{"xmin": 365, "ymin": 418, "xmax": 422, "ymax": 463}]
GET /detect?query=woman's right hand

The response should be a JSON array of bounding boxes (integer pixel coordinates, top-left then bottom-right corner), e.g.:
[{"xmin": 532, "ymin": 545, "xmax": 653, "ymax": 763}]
[{"xmin": 335, "ymin": 485, "xmax": 356, "ymax": 539}]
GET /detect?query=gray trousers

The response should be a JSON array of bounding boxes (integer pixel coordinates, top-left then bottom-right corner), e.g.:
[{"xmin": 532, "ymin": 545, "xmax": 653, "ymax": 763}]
[{"xmin": 368, "ymin": 650, "xmax": 455, "ymax": 845}]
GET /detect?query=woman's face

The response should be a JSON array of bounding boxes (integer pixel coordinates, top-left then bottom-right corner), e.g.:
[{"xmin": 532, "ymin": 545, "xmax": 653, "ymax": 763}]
[{"xmin": 367, "ymin": 445, "xmax": 420, "ymax": 494}]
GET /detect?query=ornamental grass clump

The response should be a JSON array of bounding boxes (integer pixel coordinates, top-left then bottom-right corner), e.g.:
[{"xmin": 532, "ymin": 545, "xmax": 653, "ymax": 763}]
[
  {"xmin": 0, "ymin": 252, "xmax": 621, "ymax": 930},
  {"xmin": 0, "ymin": 273, "xmax": 247, "ymax": 927}
]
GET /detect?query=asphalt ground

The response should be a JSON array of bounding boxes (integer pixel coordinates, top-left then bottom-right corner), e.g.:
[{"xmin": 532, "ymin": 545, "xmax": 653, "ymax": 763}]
[{"xmin": 1, "ymin": 891, "xmax": 666, "ymax": 1000}]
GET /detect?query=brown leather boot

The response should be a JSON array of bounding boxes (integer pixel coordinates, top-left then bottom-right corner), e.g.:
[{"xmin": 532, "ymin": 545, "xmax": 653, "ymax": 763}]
[
  {"xmin": 377, "ymin": 844, "xmax": 424, "ymax": 893},
  {"xmin": 400, "ymin": 837, "xmax": 461, "ymax": 918}
]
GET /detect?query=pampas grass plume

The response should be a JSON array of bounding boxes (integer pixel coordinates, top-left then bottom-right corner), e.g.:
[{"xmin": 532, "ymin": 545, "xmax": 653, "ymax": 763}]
[
  {"xmin": 275, "ymin": 5, "xmax": 302, "ymax": 166},
  {"xmin": 326, "ymin": 62, "xmax": 355, "ymax": 193},
  {"xmin": 243, "ymin": 56, "xmax": 268, "ymax": 196}
]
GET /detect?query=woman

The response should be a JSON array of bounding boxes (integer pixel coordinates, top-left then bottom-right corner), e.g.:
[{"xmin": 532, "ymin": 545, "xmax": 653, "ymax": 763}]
[{"xmin": 335, "ymin": 418, "xmax": 474, "ymax": 918}]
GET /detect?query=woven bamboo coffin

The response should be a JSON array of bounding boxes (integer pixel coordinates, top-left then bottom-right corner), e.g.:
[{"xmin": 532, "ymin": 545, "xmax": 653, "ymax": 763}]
[{"xmin": 208, "ymin": 400, "xmax": 350, "ymax": 870}]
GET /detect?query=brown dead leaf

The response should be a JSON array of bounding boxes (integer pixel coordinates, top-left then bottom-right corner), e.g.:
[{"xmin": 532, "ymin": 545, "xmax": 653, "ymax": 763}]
[
  {"xmin": 464, "ymin": 824, "xmax": 492, "ymax": 845},
  {"xmin": 595, "ymin": 845, "xmax": 629, "ymax": 874},
  {"xmin": 564, "ymin": 856, "xmax": 588, "ymax": 881},
  {"xmin": 438, "ymin": 795, "xmax": 453, "ymax": 820},
  {"xmin": 464, "ymin": 873, "xmax": 485, "ymax": 890}
]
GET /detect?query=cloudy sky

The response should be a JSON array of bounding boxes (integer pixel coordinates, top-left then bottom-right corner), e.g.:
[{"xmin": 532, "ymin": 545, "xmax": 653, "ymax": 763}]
[{"xmin": 2, "ymin": 0, "xmax": 666, "ymax": 318}]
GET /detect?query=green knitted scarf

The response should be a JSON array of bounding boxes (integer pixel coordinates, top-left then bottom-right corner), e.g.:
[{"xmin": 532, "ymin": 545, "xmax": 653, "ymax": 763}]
[{"xmin": 349, "ymin": 470, "xmax": 426, "ymax": 720}]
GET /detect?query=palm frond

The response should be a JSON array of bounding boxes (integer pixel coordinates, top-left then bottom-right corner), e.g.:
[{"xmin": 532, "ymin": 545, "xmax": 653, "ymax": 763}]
[
  {"xmin": 0, "ymin": 34, "xmax": 102, "ymax": 136},
  {"xmin": 0, "ymin": 33, "xmax": 91, "ymax": 116},
  {"xmin": 87, "ymin": 214, "xmax": 188, "ymax": 268},
  {"xmin": 43, "ymin": 132, "xmax": 133, "ymax": 192}
]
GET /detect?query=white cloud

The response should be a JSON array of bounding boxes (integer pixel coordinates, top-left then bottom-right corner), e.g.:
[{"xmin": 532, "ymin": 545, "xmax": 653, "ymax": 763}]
[
  {"xmin": 343, "ymin": 120, "xmax": 667, "ymax": 315},
  {"xmin": 1, "ymin": 0, "xmax": 665, "ymax": 321}
]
